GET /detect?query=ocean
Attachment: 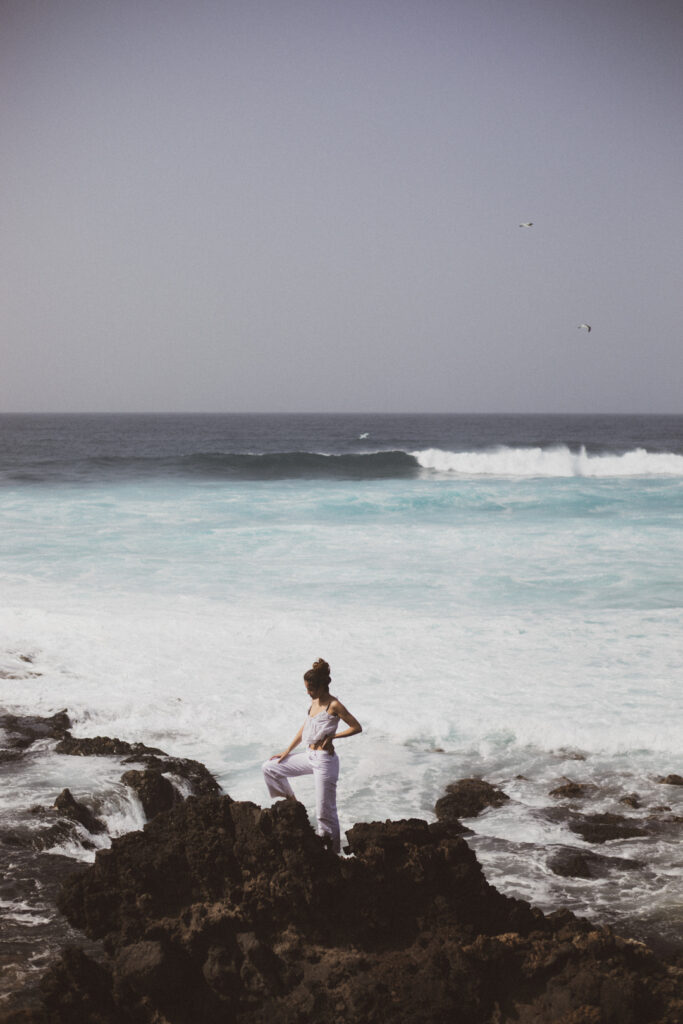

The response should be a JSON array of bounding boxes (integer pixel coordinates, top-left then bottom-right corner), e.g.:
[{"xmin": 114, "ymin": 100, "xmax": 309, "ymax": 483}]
[{"xmin": 1, "ymin": 413, "xmax": 682, "ymax": 992}]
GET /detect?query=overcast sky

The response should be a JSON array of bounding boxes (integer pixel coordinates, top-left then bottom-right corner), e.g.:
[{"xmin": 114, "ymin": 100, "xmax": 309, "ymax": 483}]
[{"xmin": 2, "ymin": 0, "xmax": 682, "ymax": 413}]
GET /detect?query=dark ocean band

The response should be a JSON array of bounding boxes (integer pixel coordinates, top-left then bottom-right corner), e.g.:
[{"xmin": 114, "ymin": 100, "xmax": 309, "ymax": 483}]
[{"xmin": 2, "ymin": 450, "xmax": 420, "ymax": 483}]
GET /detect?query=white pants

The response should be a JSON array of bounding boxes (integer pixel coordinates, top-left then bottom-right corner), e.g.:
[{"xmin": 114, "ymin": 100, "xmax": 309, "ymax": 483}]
[{"xmin": 262, "ymin": 749, "xmax": 340, "ymax": 852}]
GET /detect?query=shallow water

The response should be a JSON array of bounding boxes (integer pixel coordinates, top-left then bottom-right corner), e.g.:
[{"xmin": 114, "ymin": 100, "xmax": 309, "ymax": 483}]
[{"xmin": 2, "ymin": 413, "xmax": 682, "ymax": 991}]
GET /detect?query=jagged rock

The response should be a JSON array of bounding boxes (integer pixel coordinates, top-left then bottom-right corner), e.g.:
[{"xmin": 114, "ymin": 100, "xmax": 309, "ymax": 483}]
[
  {"xmin": 0, "ymin": 749, "xmax": 24, "ymax": 763},
  {"xmin": 53, "ymin": 789, "xmax": 106, "ymax": 835},
  {"xmin": 56, "ymin": 736, "xmax": 165, "ymax": 757},
  {"xmin": 56, "ymin": 732, "xmax": 220, "ymax": 800},
  {"xmin": 120, "ymin": 770, "xmax": 179, "ymax": 820},
  {"xmin": 435, "ymin": 778, "xmax": 509, "ymax": 819},
  {"xmin": 0, "ymin": 711, "xmax": 71, "ymax": 750},
  {"xmin": 620, "ymin": 793, "xmax": 642, "ymax": 809},
  {"xmin": 549, "ymin": 780, "xmax": 596, "ymax": 799},
  {"xmin": 548, "ymin": 847, "xmax": 644, "ymax": 879},
  {"xmin": 40, "ymin": 946, "xmax": 119, "ymax": 1024},
  {"xmin": 35, "ymin": 794, "xmax": 681, "ymax": 1023},
  {"xmin": 569, "ymin": 813, "xmax": 650, "ymax": 844},
  {"xmin": 15, "ymin": 788, "xmax": 679, "ymax": 1023},
  {"xmin": 658, "ymin": 774, "xmax": 683, "ymax": 786},
  {"xmin": 121, "ymin": 753, "xmax": 220, "ymax": 798}
]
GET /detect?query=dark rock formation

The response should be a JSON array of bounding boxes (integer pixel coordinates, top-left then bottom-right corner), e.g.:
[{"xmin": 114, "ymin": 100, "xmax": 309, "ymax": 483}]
[
  {"xmin": 549, "ymin": 780, "xmax": 596, "ymax": 800},
  {"xmin": 569, "ymin": 813, "xmax": 650, "ymax": 844},
  {"xmin": 620, "ymin": 793, "xmax": 642, "ymax": 809},
  {"xmin": 0, "ymin": 711, "xmax": 71, "ymax": 750},
  {"xmin": 53, "ymin": 789, "xmax": 106, "ymax": 835},
  {"xmin": 120, "ymin": 770, "xmax": 180, "ymax": 819},
  {"xmin": 120, "ymin": 752, "xmax": 220, "ymax": 799},
  {"xmin": 55, "ymin": 732, "xmax": 220, "ymax": 812},
  {"xmin": 658, "ymin": 774, "xmax": 683, "ymax": 787},
  {"xmin": 434, "ymin": 778, "xmax": 509, "ymax": 820},
  {"xmin": 18, "ymin": 794, "xmax": 680, "ymax": 1024},
  {"xmin": 548, "ymin": 846, "xmax": 644, "ymax": 880},
  {"xmin": 55, "ymin": 736, "xmax": 164, "ymax": 758}
]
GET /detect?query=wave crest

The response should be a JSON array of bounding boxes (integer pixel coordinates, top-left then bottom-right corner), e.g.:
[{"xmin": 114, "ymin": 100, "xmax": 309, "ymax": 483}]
[{"xmin": 412, "ymin": 446, "xmax": 683, "ymax": 478}]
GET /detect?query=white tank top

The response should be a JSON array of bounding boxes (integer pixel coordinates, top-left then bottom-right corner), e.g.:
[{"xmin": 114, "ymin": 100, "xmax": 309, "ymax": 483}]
[{"xmin": 302, "ymin": 703, "xmax": 338, "ymax": 746}]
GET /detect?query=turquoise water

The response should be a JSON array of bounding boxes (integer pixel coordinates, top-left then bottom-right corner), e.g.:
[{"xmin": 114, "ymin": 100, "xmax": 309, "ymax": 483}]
[{"xmin": 1, "ymin": 414, "xmax": 682, "ymax": 955}]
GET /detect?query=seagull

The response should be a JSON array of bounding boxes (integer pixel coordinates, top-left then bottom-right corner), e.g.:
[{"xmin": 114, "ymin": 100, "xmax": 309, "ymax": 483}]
[
  {"xmin": 519, "ymin": 222, "xmax": 533, "ymax": 227},
  {"xmin": 577, "ymin": 323, "xmax": 592, "ymax": 333},
  {"xmin": 359, "ymin": 432, "xmax": 369, "ymax": 439}
]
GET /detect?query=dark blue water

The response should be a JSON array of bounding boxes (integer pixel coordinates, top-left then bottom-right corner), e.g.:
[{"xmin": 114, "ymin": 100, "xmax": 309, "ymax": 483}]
[{"xmin": 1, "ymin": 413, "xmax": 682, "ymax": 482}]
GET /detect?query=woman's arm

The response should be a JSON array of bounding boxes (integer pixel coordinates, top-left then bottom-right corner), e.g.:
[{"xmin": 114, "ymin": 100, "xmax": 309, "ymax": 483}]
[
  {"xmin": 319, "ymin": 701, "xmax": 362, "ymax": 751},
  {"xmin": 272, "ymin": 724, "xmax": 304, "ymax": 762}
]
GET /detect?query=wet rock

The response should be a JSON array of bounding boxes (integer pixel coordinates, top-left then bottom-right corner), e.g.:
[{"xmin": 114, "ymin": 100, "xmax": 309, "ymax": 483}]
[
  {"xmin": 53, "ymin": 789, "xmax": 106, "ymax": 835},
  {"xmin": 657, "ymin": 774, "xmax": 683, "ymax": 786},
  {"xmin": 435, "ymin": 778, "xmax": 509, "ymax": 819},
  {"xmin": 121, "ymin": 753, "xmax": 220, "ymax": 798},
  {"xmin": 620, "ymin": 793, "xmax": 642, "ymax": 809},
  {"xmin": 120, "ymin": 770, "xmax": 179, "ymax": 820},
  {"xmin": 0, "ymin": 711, "xmax": 71, "ymax": 750},
  {"xmin": 36, "ymin": 793, "xmax": 682, "ymax": 1024},
  {"xmin": 56, "ymin": 736, "xmax": 164, "ymax": 757},
  {"xmin": 113, "ymin": 940, "xmax": 188, "ymax": 1000},
  {"xmin": 549, "ymin": 780, "xmax": 597, "ymax": 799},
  {"xmin": 0, "ymin": 749, "xmax": 25, "ymax": 764},
  {"xmin": 548, "ymin": 847, "xmax": 644, "ymax": 879},
  {"xmin": 40, "ymin": 946, "xmax": 118, "ymax": 1023},
  {"xmin": 56, "ymin": 732, "xmax": 220, "ymax": 800},
  {"xmin": 569, "ymin": 813, "xmax": 650, "ymax": 844}
]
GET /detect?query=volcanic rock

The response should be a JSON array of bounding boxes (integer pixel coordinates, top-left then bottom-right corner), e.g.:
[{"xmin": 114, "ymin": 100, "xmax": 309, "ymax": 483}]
[
  {"xmin": 0, "ymin": 711, "xmax": 71, "ymax": 750},
  {"xmin": 658, "ymin": 774, "xmax": 683, "ymax": 787},
  {"xmin": 548, "ymin": 846, "xmax": 644, "ymax": 879},
  {"xmin": 55, "ymin": 736, "xmax": 164, "ymax": 757},
  {"xmin": 26, "ymin": 794, "xmax": 680, "ymax": 1023},
  {"xmin": 568, "ymin": 812, "xmax": 650, "ymax": 844},
  {"xmin": 53, "ymin": 789, "xmax": 106, "ymax": 835},
  {"xmin": 434, "ymin": 778, "xmax": 509, "ymax": 820},
  {"xmin": 120, "ymin": 770, "xmax": 180, "ymax": 820},
  {"xmin": 549, "ymin": 780, "xmax": 596, "ymax": 800}
]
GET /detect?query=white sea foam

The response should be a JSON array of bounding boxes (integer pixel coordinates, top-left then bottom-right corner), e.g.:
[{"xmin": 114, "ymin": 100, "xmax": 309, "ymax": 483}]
[
  {"xmin": 2, "ymin": 461, "xmax": 683, "ymax": 943},
  {"xmin": 412, "ymin": 446, "xmax": 683, "ymax": 477}
]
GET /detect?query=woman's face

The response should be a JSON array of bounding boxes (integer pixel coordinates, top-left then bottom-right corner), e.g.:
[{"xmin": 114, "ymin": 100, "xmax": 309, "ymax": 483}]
[{"xmin": 305, "ymin": 678, "xmax": 324, "ymax": 699}]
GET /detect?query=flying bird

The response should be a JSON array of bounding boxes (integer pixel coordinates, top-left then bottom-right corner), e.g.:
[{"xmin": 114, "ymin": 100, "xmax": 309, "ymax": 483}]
[
  {"xmin": 519, "ymin": 222, "xmax": 533, "ymax": 227},
  {"xmin": 359, "ymin": 432, "xmax": 369, "ymax": 439},
  {"xmin": 577, "ymin": 323, "xmax": 592, "ymax": 333}
]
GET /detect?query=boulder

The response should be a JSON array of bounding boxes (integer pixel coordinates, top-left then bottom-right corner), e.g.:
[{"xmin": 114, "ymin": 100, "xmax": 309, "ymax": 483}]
[
  {"xmin": 548, "ymin": 847, "xmax": 644, "ymax": 879},
  {"xmin": 53, "ymin": 789, "xmax": 106, "ymax": 835},
  {"xmin": 657, "ymin": 774, "xmax": 683, "ymax": 787},
  {"xmin": 549, "ymin": 780, "xmax": 596, "ymax": 800},
  {"xmin": 569, "ymin": 813, "xmax": 650, "ymax": 844},
  {"xmin": 435, "ymin": 778, "xmax": 509, "ymax": 819},
  {"xmin": 120, "ymin": 770, "xmax": 179, "ymax": 820},
  {"xmin": 56, "ymin": 736, "xmax": 164, "ymax": 757},
  {"xmin": 0, "ymin": 711, "xmax": 71, "ymax": 750}
]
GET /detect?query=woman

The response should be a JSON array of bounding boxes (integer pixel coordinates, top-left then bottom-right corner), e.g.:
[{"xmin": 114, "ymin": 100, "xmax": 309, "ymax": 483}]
[{"xmin": 262, "ymin": 658, "xmax": 362, "ymax": 853}]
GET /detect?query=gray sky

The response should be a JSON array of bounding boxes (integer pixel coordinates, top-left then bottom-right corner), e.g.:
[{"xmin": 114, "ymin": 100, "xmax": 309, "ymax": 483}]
[{"xmin": 2, "ymin": 0, "xmax": 682, "ymax": 413}]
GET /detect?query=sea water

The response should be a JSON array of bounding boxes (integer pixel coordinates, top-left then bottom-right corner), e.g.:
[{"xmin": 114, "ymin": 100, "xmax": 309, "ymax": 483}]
[{"xmin": 1, "ymin": 413, "xmax": 682, "ymax": 985}]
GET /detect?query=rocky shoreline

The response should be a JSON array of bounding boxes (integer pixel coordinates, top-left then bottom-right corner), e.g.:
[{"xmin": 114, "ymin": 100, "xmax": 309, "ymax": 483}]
[{"xmin": 1, "ymin": 712, "xmax": 682, "ymax": 1023}]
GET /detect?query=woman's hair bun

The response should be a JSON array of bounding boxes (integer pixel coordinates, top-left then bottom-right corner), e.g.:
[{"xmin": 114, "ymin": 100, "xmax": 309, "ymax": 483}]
[{"xmin": 305, "ymin": 658, "xmax": 331, "ymax": 687}]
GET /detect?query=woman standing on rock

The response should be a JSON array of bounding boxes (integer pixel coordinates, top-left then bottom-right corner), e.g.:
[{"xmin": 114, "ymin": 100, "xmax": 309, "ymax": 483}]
[{"xmin": 262, "ymin": 658, "xmax": 362, "ymax": 853}]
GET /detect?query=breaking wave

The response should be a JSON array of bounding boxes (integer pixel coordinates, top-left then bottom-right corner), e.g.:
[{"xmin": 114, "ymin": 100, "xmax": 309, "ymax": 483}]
[
  {"xmin": 5, "ymin": 446, "xmax": 683, "ymax": 483},
  {"xmin": 413, "ymin": 446, "xmax": 683, "ymax": 478}
]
